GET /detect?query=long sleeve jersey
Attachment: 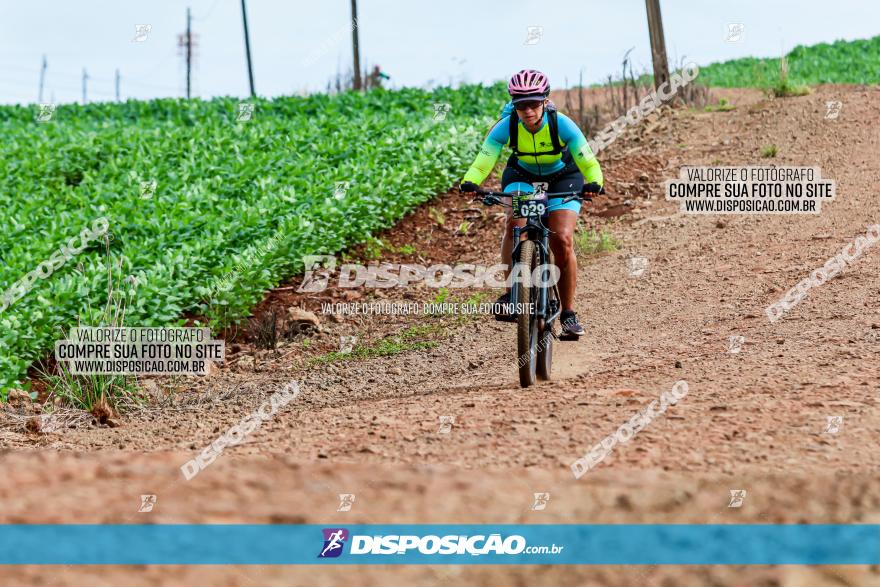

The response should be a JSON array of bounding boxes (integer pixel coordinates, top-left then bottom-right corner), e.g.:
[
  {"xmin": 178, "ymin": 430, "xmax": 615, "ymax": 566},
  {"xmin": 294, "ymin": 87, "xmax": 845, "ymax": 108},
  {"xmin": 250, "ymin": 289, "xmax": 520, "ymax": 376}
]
[{"xmin": 462, "ymin": 108, "xmax": 603, "ymax": 186}]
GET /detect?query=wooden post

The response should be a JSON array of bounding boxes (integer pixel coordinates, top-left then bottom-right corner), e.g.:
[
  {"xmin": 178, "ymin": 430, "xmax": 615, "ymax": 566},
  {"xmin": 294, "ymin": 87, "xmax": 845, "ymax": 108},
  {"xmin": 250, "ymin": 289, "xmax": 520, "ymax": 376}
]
[
  {"xmin": 240, "ymin": 0, "xmax": 256, "ymax": 97},
  {"xmin": 350, "ymin": 0, "xmax": 362, "ymax": 90},
  {"xmin": 645, "ymin": 0, "xmax": 670, "ymax": 90},
  {"xmin": 186, "ymin": 7, "xmax": 192, "ymax": 98}
]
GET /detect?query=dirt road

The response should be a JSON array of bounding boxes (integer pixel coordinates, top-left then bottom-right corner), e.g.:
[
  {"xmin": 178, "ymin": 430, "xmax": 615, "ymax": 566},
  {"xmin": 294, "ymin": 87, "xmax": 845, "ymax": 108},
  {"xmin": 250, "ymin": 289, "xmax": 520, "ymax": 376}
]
[{"xmin": 2, "ymin": 86, "xmax": 880, "ymax": 586}]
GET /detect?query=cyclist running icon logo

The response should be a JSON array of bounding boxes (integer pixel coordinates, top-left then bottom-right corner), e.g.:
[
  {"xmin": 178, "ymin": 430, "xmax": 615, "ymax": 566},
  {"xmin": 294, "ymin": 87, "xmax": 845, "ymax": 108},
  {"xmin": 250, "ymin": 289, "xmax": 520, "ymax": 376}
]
[{"xmin": 318, "ymin": 528, "xmax": 350, "ymax": 558}]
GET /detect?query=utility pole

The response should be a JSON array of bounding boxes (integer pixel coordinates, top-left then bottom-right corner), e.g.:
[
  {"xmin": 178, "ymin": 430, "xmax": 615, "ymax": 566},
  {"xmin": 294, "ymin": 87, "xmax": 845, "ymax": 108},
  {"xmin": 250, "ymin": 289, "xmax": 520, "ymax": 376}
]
[
  {"xmin": 38, "ymin": 55, "xmax": 47, "ymax": 102},
  {"xmin": 644, "ymin": 0, "xmax": 670, "ymax": 90},
  {"xmin": 82, "ymin": 68, "xmax": 88, "ymax": 104},
  {"xmin": 178, "ymin": 10, "xmax": 199, "ymax": 98},
  {"xmin": 240, "ymin": 0, "xmax": 256, "ymax": 97},
  {"xmin": 115, "ymin": 69, "xmax": 121, "ymax": 101},
  {"xmin": 350, "ymin": 0, "xmax": 362, "ymax": 90},
  {"xmin": 186, "ymin": 7, "xmax": 192, "ymax": 98}
]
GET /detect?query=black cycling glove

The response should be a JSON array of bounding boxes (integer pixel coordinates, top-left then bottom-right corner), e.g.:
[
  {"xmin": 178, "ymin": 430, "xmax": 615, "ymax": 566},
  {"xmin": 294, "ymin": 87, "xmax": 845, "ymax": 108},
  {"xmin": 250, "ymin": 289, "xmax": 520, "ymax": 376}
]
[
  {"xmin": 583, "ymin": 182, "xmax": 606, "ymax": 195},
  {"xmin": 460, "ymin": 181, "xmax": 479, "ymax": 194}
]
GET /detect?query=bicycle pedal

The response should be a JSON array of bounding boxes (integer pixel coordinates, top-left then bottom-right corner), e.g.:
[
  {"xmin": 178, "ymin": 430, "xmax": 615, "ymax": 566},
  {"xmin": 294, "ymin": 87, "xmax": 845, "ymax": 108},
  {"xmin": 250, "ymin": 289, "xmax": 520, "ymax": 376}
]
[{"xmin": 557, "ymin": 331, "xmax": 580, "ymax": 341}]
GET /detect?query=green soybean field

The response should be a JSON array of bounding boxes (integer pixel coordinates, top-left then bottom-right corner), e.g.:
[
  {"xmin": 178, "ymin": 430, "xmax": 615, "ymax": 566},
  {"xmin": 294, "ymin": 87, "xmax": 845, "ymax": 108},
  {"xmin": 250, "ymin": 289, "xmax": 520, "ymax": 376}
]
[{"xmin": 0, "ymin": 84, "xmax": 507, "ymax": 394}]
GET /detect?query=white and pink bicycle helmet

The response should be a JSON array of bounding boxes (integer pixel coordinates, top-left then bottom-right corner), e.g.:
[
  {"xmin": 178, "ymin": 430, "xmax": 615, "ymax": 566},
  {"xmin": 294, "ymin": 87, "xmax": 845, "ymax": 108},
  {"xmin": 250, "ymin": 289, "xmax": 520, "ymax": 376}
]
[{"xmin": 508, "ymin": 69, "xmax": 550, "ymax": 103}]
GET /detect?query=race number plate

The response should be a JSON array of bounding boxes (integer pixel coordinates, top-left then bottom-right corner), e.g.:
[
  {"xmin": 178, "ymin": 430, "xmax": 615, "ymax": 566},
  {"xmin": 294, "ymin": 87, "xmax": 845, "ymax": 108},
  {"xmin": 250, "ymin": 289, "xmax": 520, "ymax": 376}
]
[{"xmin": 512, "ymin": 194, "xmax": 548, "ymax": 219}]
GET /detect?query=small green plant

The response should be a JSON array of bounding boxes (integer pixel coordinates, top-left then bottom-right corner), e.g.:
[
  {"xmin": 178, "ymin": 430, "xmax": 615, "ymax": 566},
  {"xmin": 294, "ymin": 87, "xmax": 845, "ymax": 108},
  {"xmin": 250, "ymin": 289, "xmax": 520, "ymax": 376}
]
[
  {"xmin": 399, "ymin": 324, "xmax": 444, "ymax": 338},
  {"xmin": 457, "ymin": 220, "xmax": 472, "ymax": 235},
  {"xmin": 574, "ymin": 225, "xmax": 619, "ymax": 257},
  {"xmin": 38, "ymin": 260, "xmax": 146, "ymax": 413},
  {"xmin": 464, "ymin": 292, "xmax": 490, "ymax": 306},
  {"xmin": 761, "ymin": 144, "xmax": 778, "ymax": 158},
  {"xmin": 704, "ymin": 98, "xmax": 736, "ymax": 112},
  {"xmin": 309, "ymin": 324, "xmax": 439, "ymax": 364},
  {"xmin": 394, "ymin": 244, "xmax": 417, "ymax": 255},
  {"xmin": 452, "ymin": 291, "xmax": 493, "ymax": 326},
  {"xmin": 362, "ymin": 237, "xmax": 385, "ymax": 261},
  {"xmin": 428, "ymin": 207, "xmax": 446, "ymax": 226},
  {"xmin": 301, "ymin": 338, "xmax": 311, "ymax": 349},
  {"xmin": 433, "ymin": 287, "xmax": 450, "ymax": 304},
  {"xmin": 768, "ymin": 57, "xmax": 811, "ymax": 97}
]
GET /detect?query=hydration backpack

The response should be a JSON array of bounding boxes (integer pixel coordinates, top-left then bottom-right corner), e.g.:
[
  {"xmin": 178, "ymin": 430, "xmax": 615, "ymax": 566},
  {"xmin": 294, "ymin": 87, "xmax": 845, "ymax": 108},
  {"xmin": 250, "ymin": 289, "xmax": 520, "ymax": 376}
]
[{"xmin": 501, "ymin": 100, "xmax": 564, "ymax": 158}]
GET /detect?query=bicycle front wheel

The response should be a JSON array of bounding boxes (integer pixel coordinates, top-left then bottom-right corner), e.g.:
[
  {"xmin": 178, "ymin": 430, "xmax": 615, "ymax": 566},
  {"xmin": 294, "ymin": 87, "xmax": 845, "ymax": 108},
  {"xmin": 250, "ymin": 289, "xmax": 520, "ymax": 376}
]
[{"xmin": 516, "ymin": 240, "xmax": 539, "ymax": 387}]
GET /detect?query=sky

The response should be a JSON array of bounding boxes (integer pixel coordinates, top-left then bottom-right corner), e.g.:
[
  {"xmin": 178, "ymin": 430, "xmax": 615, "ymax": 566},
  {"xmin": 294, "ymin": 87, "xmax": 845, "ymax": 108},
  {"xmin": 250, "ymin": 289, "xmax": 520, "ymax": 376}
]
[{"xmin": 1, "ymin": 0, "xmax": 878, "ymax": 105}]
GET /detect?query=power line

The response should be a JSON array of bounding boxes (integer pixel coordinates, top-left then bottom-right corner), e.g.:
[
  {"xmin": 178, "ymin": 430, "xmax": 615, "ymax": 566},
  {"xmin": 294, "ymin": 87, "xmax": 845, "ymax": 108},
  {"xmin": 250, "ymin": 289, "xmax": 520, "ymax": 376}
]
[
  {"xmin": 7, "ymin": 66, "xmax": 116, "ymax": 85},
  {"xmin": 121, "ymin": 78, "xmax": 181, "ymax": 91},
  {"xmin": 139, "ymin": 50, "xmax": 178, "ymax": 77},
  {"xmin": 195, "ymin": 0, "xmax": 224, "ymax": 22},
  {"xmin": 0, "ymin": 62, "xmax": 109, "ymax": 82},
  {"xmin": 5, "ymin": 0, "xmax": 268, "ymax": 103},
  {"xmin": 4, "ymin": 66, "xmax": 179, "ymax": 93},
  {"xmin": 1, "ymin": 77, "xmax": 113, "ymax": 95}
]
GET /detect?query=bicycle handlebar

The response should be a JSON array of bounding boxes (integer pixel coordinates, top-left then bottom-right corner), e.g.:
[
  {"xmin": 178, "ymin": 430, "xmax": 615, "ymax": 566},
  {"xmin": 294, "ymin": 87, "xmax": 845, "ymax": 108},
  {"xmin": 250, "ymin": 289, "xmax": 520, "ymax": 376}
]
[{"xmin": 473, "ymin": 188, "xmax": 591, "ymax": 207}]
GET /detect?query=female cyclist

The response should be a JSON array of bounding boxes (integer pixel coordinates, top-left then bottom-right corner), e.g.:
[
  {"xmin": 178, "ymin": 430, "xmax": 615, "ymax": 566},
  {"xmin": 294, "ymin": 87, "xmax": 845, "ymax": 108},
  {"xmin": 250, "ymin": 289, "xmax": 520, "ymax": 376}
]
[{"xmin": 460, "ymin": 68, "xmax": 605, "ymax": 338}]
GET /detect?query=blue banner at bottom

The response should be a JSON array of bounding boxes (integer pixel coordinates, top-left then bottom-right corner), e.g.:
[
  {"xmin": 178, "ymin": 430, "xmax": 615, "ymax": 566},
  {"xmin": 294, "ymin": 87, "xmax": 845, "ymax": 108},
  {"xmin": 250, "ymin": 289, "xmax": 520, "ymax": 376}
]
[{"xmin": 0, "ymin": 524, "xmax": 877, "ymax": 564}]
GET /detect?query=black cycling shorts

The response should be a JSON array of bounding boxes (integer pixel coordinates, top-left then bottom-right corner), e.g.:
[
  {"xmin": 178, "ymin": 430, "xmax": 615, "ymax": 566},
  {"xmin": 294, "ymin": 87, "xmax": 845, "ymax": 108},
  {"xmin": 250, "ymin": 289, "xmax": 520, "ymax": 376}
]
[{"xmin": 500, "ymin": 149, "xmax": 585, "ymax": 194}]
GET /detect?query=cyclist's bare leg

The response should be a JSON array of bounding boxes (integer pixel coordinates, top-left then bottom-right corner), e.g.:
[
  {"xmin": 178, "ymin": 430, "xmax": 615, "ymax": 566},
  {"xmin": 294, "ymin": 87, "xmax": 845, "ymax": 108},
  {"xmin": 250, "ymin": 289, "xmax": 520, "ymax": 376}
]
[{"xmin": 547, "ymin": 210, "xmax": 578, "ymax": 311}]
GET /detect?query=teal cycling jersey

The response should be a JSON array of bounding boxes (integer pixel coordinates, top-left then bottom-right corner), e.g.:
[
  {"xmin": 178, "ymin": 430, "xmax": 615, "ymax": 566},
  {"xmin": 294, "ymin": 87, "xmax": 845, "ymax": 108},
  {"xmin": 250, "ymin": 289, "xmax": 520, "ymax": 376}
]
[{"xmin": 463, "ymin": 107, "xmax": 603, "ymax": 186}]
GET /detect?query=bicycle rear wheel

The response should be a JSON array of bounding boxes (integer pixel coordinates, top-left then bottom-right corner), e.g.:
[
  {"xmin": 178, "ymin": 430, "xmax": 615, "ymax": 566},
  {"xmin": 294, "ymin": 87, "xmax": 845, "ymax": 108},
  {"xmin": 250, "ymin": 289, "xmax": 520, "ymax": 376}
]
[{"xmin": 516, "ymin": 240, "xmax": 539, "ymax": 387}]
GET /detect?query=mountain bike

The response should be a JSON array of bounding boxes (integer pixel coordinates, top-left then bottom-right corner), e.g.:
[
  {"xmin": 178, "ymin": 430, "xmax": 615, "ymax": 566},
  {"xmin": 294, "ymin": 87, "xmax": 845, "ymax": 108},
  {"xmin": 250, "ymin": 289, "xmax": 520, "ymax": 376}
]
[{"xmin": 470, "ymin": 187, "xmax": 592, "ymax": 387}]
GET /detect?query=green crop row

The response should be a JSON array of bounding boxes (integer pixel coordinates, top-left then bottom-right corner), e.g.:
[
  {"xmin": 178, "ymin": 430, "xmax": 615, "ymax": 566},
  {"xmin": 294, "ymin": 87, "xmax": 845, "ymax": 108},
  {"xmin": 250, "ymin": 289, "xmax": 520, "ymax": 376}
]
[
  {"xmin": 590, "ymin": 36, "xmax": 880, "ymax": 89},
  {"xmin": 0, "ymin": 84, "xmax": 508, "ymax": 394},
  {"xmin": 697, "ymin": 35, "xmax": 880, "ymax": 87}
]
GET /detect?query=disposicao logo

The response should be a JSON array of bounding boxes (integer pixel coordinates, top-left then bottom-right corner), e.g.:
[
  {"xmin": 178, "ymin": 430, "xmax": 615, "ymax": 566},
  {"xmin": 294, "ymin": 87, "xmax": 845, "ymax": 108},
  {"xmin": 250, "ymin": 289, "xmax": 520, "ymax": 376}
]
[
  {"xmin": 317, "ymin": 530, "xmax": 560, "ymax": 558},
  {"xmin": 318, "ymin": 528, "xmax": 349, "ymax": 558},
  {"xmin": 349, "ymin": 533, "xmax": 531, "ymax": 555}
]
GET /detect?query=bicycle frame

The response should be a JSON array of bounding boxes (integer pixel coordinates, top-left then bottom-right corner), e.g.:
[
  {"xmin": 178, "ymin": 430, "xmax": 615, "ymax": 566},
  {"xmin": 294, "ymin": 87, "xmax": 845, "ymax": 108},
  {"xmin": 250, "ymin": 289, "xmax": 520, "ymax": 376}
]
[
  {"xmin": 509, "ymin": 214, "xmax": 561, "ymax": 329},
  {"xmin": 469, "ymin": 187, "xmax": 594, "ymax": 328}
]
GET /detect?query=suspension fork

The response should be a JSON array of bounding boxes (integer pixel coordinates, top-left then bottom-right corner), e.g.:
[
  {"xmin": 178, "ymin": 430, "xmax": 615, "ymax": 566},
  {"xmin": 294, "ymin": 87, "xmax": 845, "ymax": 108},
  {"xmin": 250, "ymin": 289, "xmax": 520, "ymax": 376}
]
[
  {"xmin": 535, "ymin": 225, "xmax": 561, "ymax": 327},
  {"xmin": 534, "ymin": 230, "xmax": 551, "ymax": 320}
]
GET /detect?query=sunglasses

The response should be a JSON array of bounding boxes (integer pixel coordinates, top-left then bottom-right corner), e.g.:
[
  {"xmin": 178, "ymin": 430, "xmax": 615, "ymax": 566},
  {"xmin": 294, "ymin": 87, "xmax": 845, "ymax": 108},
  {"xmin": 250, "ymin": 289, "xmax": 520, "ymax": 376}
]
[{"xmin": 514, "ymin": 100, "xmax": 544, "ymax": 112}]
